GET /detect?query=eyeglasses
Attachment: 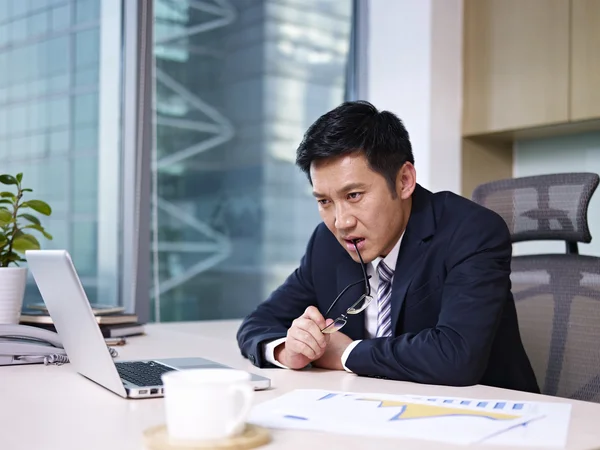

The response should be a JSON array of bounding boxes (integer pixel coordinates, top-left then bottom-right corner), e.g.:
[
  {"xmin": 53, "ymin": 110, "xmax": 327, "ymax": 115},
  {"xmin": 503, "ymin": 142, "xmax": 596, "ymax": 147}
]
[{"xmin": 321, "ymin": 240, "xmax": 373, "ymax": 334}]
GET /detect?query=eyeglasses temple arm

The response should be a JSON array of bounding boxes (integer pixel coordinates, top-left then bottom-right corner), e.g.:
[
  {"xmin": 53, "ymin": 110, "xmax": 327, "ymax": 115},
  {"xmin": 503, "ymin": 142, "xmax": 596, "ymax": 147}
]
[
  {"xmin": 323, "ymin": 276, "xmax": 371, "ymax": 317},
  {"xmin": 353, "ymin": 240, "xmax": 370, "ymax": 296}
]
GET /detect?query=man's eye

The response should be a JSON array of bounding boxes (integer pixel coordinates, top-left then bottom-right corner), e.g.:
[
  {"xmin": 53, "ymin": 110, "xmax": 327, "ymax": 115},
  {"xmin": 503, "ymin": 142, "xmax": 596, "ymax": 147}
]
[
  {"xmin": 318, "ymin": 199, "xmax": 329, "ymax": 205},
  {"xmin": 348, "ymin": 192, "xmax": 362, "ymax": 200}
]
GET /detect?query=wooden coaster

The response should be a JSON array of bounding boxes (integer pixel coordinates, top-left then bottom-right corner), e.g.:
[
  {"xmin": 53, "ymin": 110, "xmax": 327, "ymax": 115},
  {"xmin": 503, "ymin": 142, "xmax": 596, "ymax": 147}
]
[{"xmin": 143, "ymin": 424, "xmax": 271, "ymax": 450}]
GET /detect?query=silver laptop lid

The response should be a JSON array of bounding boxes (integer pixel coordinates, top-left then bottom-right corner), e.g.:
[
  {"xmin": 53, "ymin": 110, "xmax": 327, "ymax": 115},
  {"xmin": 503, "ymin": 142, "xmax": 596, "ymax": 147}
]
[{"xmin": 25, "ymin": 250, "xmax": 127, "ymax": 397}]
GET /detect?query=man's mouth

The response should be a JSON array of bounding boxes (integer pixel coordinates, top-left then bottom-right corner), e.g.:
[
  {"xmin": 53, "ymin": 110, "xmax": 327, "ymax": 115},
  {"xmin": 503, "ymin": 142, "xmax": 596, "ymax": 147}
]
[
  {"xmin": 344, "ymin": 237, "xmax": 365, "ymax": 245},
  {"xmin": 343, "ymin": 237, "xmax": 365, "ymax": 251}
]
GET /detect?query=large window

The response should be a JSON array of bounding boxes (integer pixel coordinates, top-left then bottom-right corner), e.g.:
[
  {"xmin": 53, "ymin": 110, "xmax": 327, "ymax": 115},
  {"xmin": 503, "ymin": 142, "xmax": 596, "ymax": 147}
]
[
  {"xmin": 151, "ymin": 0, "xmax": 353, "ymax": 321},
  {"xmin": 3, "ymin": 0, "xmax": 355, "ymax": 319},
  {"xmin": 0, "ymin": 0, "xmax": 123, "ymax": 308}
]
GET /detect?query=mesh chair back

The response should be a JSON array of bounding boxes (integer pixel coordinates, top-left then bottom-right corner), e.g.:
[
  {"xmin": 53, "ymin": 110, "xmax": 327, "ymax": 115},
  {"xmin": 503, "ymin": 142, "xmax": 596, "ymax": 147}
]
[
  {"xmin": 473, "ymin": 172, "xmax": 600, "ymax": 402},
  {"xmin": 472, "ymin": 173, "xmax": 599, "ymax": 244},
  {"xmin": 511, "ymin": 254, "xmax": 600, "ymax": 402}
]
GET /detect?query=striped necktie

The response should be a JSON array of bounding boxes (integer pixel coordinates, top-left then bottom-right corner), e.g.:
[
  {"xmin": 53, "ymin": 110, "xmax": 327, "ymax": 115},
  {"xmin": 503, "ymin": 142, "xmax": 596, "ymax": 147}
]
[{"xmin": 376, "ymin": 260, "xmax": 394, "ymax": 338}]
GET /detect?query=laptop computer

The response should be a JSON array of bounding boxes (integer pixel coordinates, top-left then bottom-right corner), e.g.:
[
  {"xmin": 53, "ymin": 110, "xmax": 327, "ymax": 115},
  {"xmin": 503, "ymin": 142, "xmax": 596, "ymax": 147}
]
[{"xmin": 25, "ymin": 249, "xmax": 271, "ymax": 399}]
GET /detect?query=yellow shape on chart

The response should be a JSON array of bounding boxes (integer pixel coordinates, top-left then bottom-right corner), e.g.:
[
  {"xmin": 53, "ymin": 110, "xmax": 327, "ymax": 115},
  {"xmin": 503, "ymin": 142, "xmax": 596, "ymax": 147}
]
[{"xmin": 357, "ymin": 398, "xmax": 520, "ymax": 421}]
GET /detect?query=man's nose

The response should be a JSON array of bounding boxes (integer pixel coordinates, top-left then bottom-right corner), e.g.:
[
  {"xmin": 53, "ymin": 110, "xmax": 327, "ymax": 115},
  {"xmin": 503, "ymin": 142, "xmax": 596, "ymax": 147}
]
[{"xmin": 335, "ymin": 207, "xmax": 357, "ymax": 231}]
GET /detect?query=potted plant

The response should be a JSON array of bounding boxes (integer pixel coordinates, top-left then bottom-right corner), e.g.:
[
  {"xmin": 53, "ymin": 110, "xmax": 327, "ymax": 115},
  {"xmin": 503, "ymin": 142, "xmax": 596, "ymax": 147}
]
[{"xmin": 0, "ymin": 173, "xmax": 52, "ymax": 324}]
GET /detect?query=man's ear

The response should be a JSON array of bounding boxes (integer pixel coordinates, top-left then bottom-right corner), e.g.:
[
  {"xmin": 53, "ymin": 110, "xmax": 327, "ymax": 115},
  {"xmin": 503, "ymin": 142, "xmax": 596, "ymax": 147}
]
[{"xmin": 396, "ymin": 162, "xmax": 417, "ymax": 200}]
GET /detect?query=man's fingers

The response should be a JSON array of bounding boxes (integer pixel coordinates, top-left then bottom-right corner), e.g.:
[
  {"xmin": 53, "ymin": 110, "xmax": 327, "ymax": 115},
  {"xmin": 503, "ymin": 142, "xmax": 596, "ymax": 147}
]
[
  {"xmin": 302, "ymin": 306, "xmax": 326, "ymax": 329},
  {"xmin": 288, "ymin": 326, "xmax": 322, "ymax": 355},
  {"xmin": 285, "ymin": 308, "xmax": 331, "ymax": 362},
  {"xmin": 293, "ymin": 318, "xmax": 327, "ymax": 348},
  {"xmin": 286, "ymin": 336, "xmax": 320, "ymax": 360}
]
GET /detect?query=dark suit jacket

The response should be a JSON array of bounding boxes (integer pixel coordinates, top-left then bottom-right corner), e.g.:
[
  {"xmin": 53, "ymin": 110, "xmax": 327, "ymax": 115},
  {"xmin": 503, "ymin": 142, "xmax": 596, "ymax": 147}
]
[{"xmin": 236, "ymin": 184, "xmax": 540, "ymax": 393}]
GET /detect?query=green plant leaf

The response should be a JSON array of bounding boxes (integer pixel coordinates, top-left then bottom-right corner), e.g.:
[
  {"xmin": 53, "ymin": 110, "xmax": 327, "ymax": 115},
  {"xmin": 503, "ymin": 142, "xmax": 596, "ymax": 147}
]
[
  {"xmin": 23, "ymin": 224, "xmax": 53, "ymax": 240},
  {"xmin": 21, "ymin": 200, "xmax": 52, "ymax": 216},
  {"xmin": 16, "ymin": 173, "xmax": 22, "ymax": 183},
  {"xmin": 12, "ymin": 234, "xmax": 41, "ymax": 252},
  {"xmin": 0, "ymin": 175, "xmax": 17, "ymax": 185},
  {"xmin": 0, "ymin": 200, "xmax": 12, "ymax": 205},
  {"xmin": 4, "ymin": 252, "xmax": 25, "ymax": 264},
  {"xmin": 18, "ymin": 213, "xmax": 41, "ymax": 225},
  {"xmin": 0, "ymin": 234, "xmax": 6, "ymax": 247},
  {"xmin": 21, "ymin": 188, "xmax": 33, "ymax": 192},
  {"xmin": 0, "ymin": 209, "xmax": 12, "ymax": 225},
  {"xmin": 0, "ymin": 191, "xmax": 15, "ymax": 199},
  {"xmin": 22, "ymin": 233, "xmax": 39, "ymax": 245}
]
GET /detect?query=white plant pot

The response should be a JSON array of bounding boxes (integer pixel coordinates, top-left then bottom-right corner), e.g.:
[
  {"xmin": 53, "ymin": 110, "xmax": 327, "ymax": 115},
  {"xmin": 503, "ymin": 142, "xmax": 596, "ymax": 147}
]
[{"xmin": 0, "ymin": 267, "xmax": 28, "ymax": 324}]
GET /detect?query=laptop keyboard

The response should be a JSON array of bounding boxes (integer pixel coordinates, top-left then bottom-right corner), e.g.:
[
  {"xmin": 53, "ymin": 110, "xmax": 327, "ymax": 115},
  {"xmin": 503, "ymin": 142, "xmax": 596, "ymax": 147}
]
[{"xmin": 115, "ymin": 361, "xmax": 175, "ymax": 387}]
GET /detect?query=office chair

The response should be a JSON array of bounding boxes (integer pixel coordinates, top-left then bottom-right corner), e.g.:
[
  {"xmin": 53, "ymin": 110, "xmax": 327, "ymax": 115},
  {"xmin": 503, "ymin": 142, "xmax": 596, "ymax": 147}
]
[{"xmin": 472, "ymin": 173, "xmax": 600, "ymax": 402}]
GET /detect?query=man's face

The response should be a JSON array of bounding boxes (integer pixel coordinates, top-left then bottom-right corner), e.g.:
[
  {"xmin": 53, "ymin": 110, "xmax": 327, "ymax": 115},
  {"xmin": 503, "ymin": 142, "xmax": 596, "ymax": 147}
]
[{"xmin": 310, "ymin": 152, "xmax": 415, "ymax": 264}]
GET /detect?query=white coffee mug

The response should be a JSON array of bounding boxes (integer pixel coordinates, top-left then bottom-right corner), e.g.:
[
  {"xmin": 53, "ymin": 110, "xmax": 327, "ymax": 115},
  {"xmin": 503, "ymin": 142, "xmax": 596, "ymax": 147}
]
[{"xmin": 161, "ymin": 368, "xmax": 254, "ymax": 442}]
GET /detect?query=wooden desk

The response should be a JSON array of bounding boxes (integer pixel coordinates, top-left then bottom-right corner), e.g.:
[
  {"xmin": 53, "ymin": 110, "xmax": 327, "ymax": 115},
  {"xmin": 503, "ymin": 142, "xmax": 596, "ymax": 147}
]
[{"xmin": 2, "ymin": 320, "xmax": 600, "ymax": 450}]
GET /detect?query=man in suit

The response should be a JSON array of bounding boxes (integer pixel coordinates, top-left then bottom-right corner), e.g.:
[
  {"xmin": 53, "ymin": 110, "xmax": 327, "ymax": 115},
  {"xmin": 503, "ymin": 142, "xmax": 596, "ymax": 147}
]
[{"xmin": 236, "ymin": 101, "xmax": 539, "ymax": 393}]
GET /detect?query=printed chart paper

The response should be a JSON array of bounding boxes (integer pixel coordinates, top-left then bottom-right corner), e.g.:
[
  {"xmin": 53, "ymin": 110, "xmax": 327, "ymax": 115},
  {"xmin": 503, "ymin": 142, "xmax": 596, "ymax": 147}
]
[
  {"xmin": 402, "ymin": 394, "xmax": 572, "ymax": 447},
  {"xmin": 249, "ymin": 389, "xmax": 560, "ymax": 445}
]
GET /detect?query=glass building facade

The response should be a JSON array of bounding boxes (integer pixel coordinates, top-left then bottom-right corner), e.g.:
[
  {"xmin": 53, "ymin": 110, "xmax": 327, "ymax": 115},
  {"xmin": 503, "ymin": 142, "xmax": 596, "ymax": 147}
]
[
  {"xmin": 0, "ymin": 0, "xmax": 104, "ymax": 305},
  {"xmin": 3, "ymin": 0, "xmax": 353, "ymax": 321},
  {"xmin": 151, "ymin": 0, "xmax": 353, "ymax": 321}
]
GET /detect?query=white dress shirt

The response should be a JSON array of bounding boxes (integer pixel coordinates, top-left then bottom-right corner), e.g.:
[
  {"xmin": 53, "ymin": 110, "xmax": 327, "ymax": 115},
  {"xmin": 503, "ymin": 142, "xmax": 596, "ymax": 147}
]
[{"xmin": 263, "ymin": 234, "xmax": 403, "ymax": 371}]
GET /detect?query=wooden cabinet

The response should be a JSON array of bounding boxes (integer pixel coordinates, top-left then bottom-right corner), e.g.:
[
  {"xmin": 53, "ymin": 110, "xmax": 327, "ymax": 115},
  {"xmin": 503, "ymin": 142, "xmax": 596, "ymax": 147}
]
[
  {"xmin": 570, "ymin": 0, "xmax": 600, "ymax": 121},
  {"xmin": 460, "ymin": 0, "xmax": 600, "ymax": 197},
  {"xmin": 463, "ymin": 0, "xmax": 570, "ymax": 135},
  {"xmin": 461, "ymin": 138, "xmax": 513, "ymax": 200}
]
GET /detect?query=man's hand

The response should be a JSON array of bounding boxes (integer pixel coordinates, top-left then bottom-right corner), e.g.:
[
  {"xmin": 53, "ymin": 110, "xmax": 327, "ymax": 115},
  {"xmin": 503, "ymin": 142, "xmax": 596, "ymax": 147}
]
[
  {"xmin": 274, "ymin": 306, "xmax": 333, "ymax": 369},
  {"xmin": 312, "ymin": 330, "xmax": 354, "ymax": 370}
]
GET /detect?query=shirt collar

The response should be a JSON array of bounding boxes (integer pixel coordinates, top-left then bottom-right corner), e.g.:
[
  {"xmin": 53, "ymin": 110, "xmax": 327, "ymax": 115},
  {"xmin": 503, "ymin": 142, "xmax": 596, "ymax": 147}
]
[{"xmin": 371, "ymin": 233, "xmax": 403, "ymax": 273}]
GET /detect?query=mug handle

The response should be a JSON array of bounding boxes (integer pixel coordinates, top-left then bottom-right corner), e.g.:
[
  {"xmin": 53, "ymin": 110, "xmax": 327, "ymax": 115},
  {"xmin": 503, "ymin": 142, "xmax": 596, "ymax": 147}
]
[{"xmin": 225, "ymin": 383, "xmax": 254, "ymax": 436}]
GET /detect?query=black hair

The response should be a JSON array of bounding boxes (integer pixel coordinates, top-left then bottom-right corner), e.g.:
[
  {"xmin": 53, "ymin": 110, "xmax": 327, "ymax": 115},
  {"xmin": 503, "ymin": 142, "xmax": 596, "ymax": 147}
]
[{"xmin": 295, "ymin": 100, "xmax": 414, "ymax": 196}]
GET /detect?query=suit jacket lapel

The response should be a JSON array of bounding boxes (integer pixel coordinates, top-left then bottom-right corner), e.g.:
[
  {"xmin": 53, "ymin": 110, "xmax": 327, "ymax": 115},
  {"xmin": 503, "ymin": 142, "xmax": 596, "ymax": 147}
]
[
  {"xmin": 335, "ymin": 258, "xmax": 366, "ymax": 341},
  {"xmin": 391, "ymin": 185, "xmax": 436, "ymax": 334}
]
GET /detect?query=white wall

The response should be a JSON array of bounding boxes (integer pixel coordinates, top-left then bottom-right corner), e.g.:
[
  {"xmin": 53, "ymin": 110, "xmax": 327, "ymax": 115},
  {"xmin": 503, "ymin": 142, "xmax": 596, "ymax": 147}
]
[
  {"xmin": 514, "ymin": 132, "xmax": 600, "ymax": 257},
  {"xmin": 365, "ymin": 0, "xmax": 463, "ymax": 194},
  {"xmin": 365, "ymin": 1, "xmax": 600, "ymax": 259}
]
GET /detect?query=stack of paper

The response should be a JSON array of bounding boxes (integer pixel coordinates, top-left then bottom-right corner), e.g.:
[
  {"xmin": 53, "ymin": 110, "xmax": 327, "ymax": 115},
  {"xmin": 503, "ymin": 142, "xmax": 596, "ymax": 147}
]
[{"xmin": 249, "ymin": 389, "xmax": 571, "ymax": 446}]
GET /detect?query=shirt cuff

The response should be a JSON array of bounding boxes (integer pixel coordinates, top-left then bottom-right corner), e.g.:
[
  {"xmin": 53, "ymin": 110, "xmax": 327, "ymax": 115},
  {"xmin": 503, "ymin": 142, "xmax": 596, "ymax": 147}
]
[
  {"xmin": 263, "ymin": 337, "xmax": 289, "ymax": 369},
  {"xmin": 341, "ymin": 340, "xmax": 362, "ymax": 373}
]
